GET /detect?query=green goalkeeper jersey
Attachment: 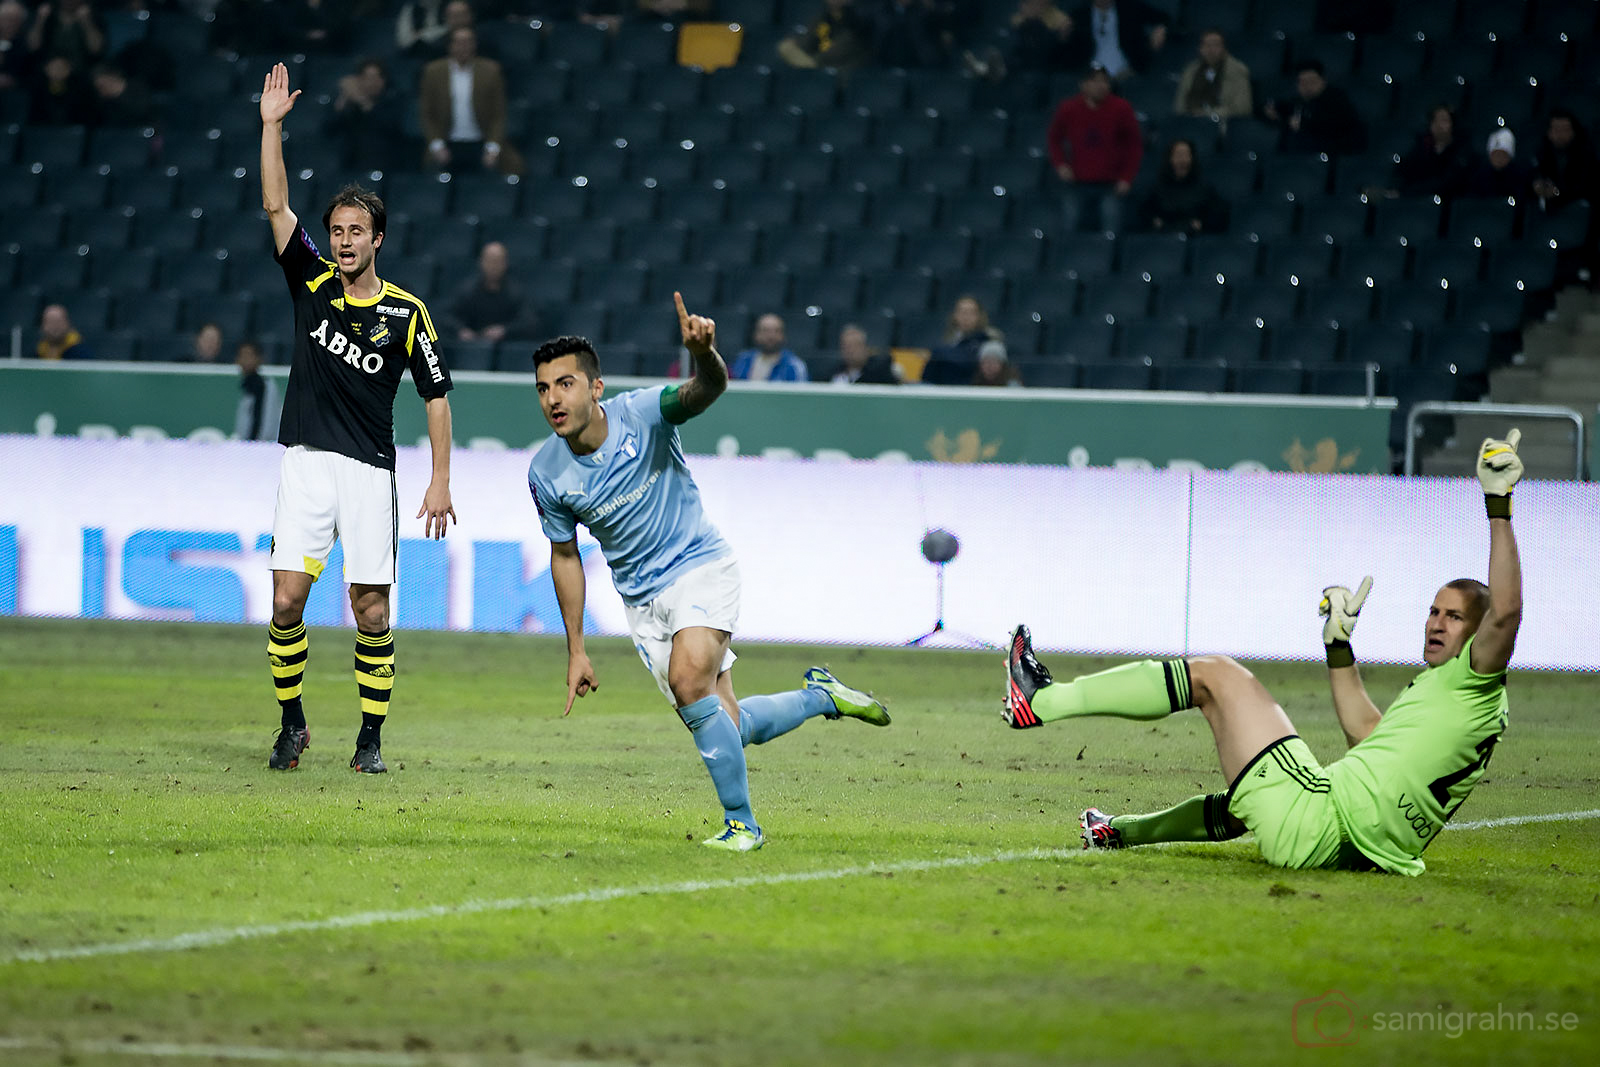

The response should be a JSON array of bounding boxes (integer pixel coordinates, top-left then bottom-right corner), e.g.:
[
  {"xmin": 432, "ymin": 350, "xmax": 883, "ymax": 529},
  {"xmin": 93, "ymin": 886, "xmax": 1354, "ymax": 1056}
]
[{"xmin": 1328, "ymin": 635, "xmax": 1509, "ymax": 876}]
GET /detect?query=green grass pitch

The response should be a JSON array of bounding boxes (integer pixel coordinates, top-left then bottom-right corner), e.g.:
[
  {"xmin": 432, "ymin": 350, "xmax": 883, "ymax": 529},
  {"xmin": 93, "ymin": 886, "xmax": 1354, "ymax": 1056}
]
[{"xmin": 1, "ymin": 618, "xmax": 1596, "ymax": 1066}]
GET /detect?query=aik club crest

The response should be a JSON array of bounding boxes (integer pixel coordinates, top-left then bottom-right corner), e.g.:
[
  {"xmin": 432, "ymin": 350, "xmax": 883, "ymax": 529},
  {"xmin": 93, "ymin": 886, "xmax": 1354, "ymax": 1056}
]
[{"xmin": 369, "ymin": 317, "xmax": 392, "ymax": 346}]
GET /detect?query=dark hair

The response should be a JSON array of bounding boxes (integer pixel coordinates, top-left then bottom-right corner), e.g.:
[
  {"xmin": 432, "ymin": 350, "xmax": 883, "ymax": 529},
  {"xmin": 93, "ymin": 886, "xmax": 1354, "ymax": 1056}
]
[
  {"xmin": 1427, "ymin": 104, "xmax": 1454, "ymax": 124},
  {"xmin": 355, "ymin": 56, "xmax": 388, "ymax": 80},
  {"xmin": 321, "ymin": 184, "xmax": 386, "ymax": 241},
  {"xmin": 1296, "ymin": 59, "xmax": 1326, "ymax": 77},
  {"xmin": 1161, "ymin": 137, "xmax": 1201, "ymax": 182},
  {"xmin": 236, "ymin": 339, "xmax": 263, "ymax": 357},
  {"xmin": 1444, "ymin": 578, "xmax": 1491, "ymax": 627},
  {"xmin": 1200, "ymin": 27, "xmax": 1226, "ymax": 42},
  {"xmin": 533, "ymin": 335, "xmax": 602, "ymax": 380}
]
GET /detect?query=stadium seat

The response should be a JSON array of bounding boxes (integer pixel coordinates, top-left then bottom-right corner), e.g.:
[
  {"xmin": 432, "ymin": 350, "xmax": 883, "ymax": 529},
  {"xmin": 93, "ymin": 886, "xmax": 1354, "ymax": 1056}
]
[
  {"xmin": 977, "ymin": 233, "xmax": 1046, "ymax": 276},
  {"xmin": 1080, "ymin": 278, "xmax": 1155, "ymax": 322},
  {"xmin": 865, "ymin": 270, "xmax": 936, "ymax": 313},
  {"xmin": 671, "ymin": 110, "xmax": 737, "ymax": 150},
  {"xmin": 841, "ymin": 69, "xmax": 911, "ymax": 114},
  {"xmin": 1306, "ymin": 362, "xmax": 1374, "ymax": 396},
  {"xmin": 453, "ymin": 176, "xmax": 522, "ymax": 220},
  {"xmin": 113, "ymin": 290, "xmax": 183, "ymax": 334},
  {"xmin": 1264, "ymin": 238, "xmax": 1337, "ymax": 285},
  {"xmin": 1193, "ymin": 320, "xmax": 1266, "ymax": 363},
  {"xmin": 1525, "ymin": 201, "xmax": 1592, "ymax": 250},
  {"xmin": 1412, "ymin": 241, "xmax": 1484, "ymax": 288},
  {"xmin": 1420, "ymin": 324, "xmax": 1493, "ymax": 384},
  {"xmin": 980, "ymin": 156, "xmax": 1047, "ymax": 197},
  {"xmin": 1120, "ymin": 233, "xmax": 1191, "ymax": 281},
  {"xmin": 200, "ymin": 293, "xmax": 256, "ymax": 339},
  {"xmin": 1359, "ymin": 35, "xmax": 1429, "ymax": 81},
  {"xmin": 1346, "ymin": 322, "xmax": 1418, "ymax": 371},
  {"xmin": 1447, "ymin": 197, "xmax": 1521, "ymax": 242},
  {"xmin": 705, "ymin": 65, "xmax": 774, "ymax": 111},
  {"xmin": 652, "ymin": 263, "xmax": 720, "ymax": 307},
  {"xmin": 832, "ymin": 227, "xmax": 901, "ymax": 272},
  {"xmin": 791, "ymin": 270, "xmax": 862, "ymax": 315},
  {"xmin": 1121, "ymin": 321, "xmax": 1190, "ymax": 364},
  {"xmin": 1338, "ymin": 238, "xmax": 1411, "ymax": 284},
  {"xmin": 799, "ymin": 188, "xmax": 868, "ymax": 229},
  {"xmin": 1300, "ymin": 195, "xmax": 1371, "ymax": 243},
  {"xmin": 1259, "ymin": 156, "xmax": 1335, "ymax": 201},
  {"xmin": 1372, "ymin": 197, "xmax": 1445, "ymax": 242},
  {"xmin": 1049, "ymin": 234, "xmax": 1117, "ymax": 279},
  {"xmin": 942, "ymin": 189, "xmax": 1010, "ymax": 232},
  {"xmin": 618, "ymin": 223, "xmax": 688, "ymax": 266},
  {"xmin": 1161, "ymin": 276, "xmax": 1230, "ymax": 324},
  {"xmin": 836, "ymin": 150, "xmax": 905, "ymax": 191},
  {"xmin": 88, "ymin": 246, "xmax": 155, "ymax": 290},
  {"xmin": 9, "ymin": 205, "xmax": 65, "ymax": 248},
  {"xmin": 1227, "ymin": 198, "xmax": 1295, "ymax": 243},
  {"xmin": 752, "ymin": 224, "xmax": 824, "ymax": 270},
  {"xmin": 87, "ymin": 128, "xmax": 156, "ymax": 171},
  {"xmin": 589, "ymin": 183, "xmax": 659, "ymax": 227},
  {"xmin": 945, "ymin": 114, "xmax": 1010, "ymax": 156},
  {"xmin": 523, "ymin": 261, "xmax": 578, "ymax": 303},
  {"xmin": 1380, "ymin": 281, "xmax": 1453, "ymax": 328},
  {"xmin": 1159, "ymin": 360, "xmax": 1230, "ymax": 393},
  {"xmin": 1235, "ymin": 362, "xmax": 1306, "ymax": 394},
  {"xmin": 940, "ymin": 273, "xmax": 1007, "ymax": 318},
  {"xmin": 67, "ymin": 211, "xmax": 134, "ymax": 251},
  {"xmin": 111, "ymin": 169, "xmax": 178, "ymax": 212},
  {"xmin": 614, "ymin": 21, "xmax": 678, "ymax": 69},
  {"xmin": 1009, "ymin": 277, "xmax": 1080, "ymax": 322},
  {"xmin": 160, "ymin": 250, "xmax": 228, "ymax": 295},
  {"xmin": 1488, "ymin": 242, "xmax": 1558, "ymax": 292},
  {"xmin": 386, "ymin": 174, "xmax": 453, "ymax": 217},
  {"xmin": 1045, "ymin": 319, "xmax": 1118, "ymax": 362},
  {"xmin": 1081, "ymin": 360, "xmax": 1154, "ymax": 391},
  {"xmin": 639, "ymin": 66, "xmax": 704, "ymax": 110},
  {"xmin": 1189, "ymin": 237, "xmax": 1261, "ymax": 284},
  {"xmin": 24, "ymin": 248, "xmax": 88, "ymax": 293},
  {"xmin": 1228, "ymin": 279, "xmax": 1301, "ymax": 325},
  {"xmin": 562, "ymin": 143, "xmax": 631, "ymax": 185},
  {"xmin": 810, "ymin": 113, "xmax": 875, "ymax": 153},
  {"xmin": 905, "ymin": 154, "xmax": 976, "ymax": 195},
  {"xmin": 545, "ymin": 22, "xmax": 612, "ymax": 66},
  {"xmin": 1019, "ymin": 359, "xmax": 1080, "ymax": 388},
  {"xmin": 578, "ymin": 263, "xmax": 647, "ymax": 305},
  {"xmin": 19, "ymin": 126, "xmax": 87, "ymax": 168},
  {"xmin": 723, "ymin": 267, "xmax": 793, "ymax": 311},
  {"xmin": 902, "ymin": 231, "xmax": 973, "ymax": 274},
  {"xmin": 1451, "ymin": 281, "xmax": 1527, "ymax": 333},
  {"xmin": 767, "ymin": 149, "xmax": 835, "ymax": 191},
  {"xmin": 1301, "ymin": 280, "xmax": 1375, "ymax": 326},
  {"xmin": 770, "ymin": 68, "xmax": 838, "ymax": 112},
  {"xmin": 1272, "ymin": 323, "xmax": 1344, "ymax": 365}
]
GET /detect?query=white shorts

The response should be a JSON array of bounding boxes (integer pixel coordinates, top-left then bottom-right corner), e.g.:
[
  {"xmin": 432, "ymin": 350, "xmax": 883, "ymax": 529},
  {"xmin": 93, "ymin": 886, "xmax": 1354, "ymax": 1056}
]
[
  {"xmin": 270, "ymin": 445, "xmax": 397, "ymax": 585},
  {"xmin": 623, "ymin": 554, "xmax": 740, "ymax": 705}
]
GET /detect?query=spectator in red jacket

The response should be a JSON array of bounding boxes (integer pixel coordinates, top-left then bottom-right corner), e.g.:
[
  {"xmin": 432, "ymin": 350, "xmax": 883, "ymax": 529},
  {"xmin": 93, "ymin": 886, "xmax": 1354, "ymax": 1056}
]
[{"xmin": 1046, "ymin": 64, "xmax": 1143, "ymax": 234}]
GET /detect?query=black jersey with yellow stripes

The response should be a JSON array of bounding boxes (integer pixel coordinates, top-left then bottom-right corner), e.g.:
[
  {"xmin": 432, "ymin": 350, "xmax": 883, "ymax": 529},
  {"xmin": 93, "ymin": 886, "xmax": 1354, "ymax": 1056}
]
[{"xmin": 273, "ymin": 224, "xmax": 452, "ymax": 471}]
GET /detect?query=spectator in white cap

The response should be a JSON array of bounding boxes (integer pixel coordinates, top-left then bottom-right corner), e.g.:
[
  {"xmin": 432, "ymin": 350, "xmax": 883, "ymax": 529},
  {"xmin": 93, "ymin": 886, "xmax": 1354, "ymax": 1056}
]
[
  {"xmin": 972, "ymin": 339, "xmax": 1023, "ymax": 387},
  {"xmin": 1466, "ymin": 127, "xmax": 1533, "ymax": 199}
]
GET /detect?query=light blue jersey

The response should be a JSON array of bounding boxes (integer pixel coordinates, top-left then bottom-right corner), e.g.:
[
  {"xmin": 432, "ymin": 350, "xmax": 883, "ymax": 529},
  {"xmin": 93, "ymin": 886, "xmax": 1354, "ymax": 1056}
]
[{"xmin": 527, "ymin": 384, "xmax": 729, "ymax": 606}]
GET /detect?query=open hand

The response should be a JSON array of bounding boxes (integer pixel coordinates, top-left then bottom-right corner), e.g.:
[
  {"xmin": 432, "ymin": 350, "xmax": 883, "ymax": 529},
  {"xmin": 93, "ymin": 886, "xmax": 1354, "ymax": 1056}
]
[{"xmin": 259, "ymin": 63, "xmax": 301, "ymax": 125}]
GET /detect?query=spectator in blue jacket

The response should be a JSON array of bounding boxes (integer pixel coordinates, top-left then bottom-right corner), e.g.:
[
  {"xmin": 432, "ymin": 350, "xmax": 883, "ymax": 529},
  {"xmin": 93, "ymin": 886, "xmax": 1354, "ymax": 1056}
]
[{"xmin": 731, "ymin": 314, "xmax": 810, "ymax": 382}]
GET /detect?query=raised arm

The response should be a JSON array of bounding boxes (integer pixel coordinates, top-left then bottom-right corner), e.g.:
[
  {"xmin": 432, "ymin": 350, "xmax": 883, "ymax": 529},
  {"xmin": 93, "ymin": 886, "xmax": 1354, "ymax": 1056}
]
[
  {"xmin": 1320, "ymin": 577, "xmax": 1383, "ymax": 747},
  {"xmin": 1471, "ymin": 429, "xmax": 1524, "ymax": 675},
  {"xmin": 550, "ymin": 538, "xmax": 597, "ymax": 715},
  {"xmin": 671, "ymin": 290, "xmax": 728, "ymax": 419},
  {"xmin": 258, "ymin": 63, "xmax": 301, "ymax": 256}
]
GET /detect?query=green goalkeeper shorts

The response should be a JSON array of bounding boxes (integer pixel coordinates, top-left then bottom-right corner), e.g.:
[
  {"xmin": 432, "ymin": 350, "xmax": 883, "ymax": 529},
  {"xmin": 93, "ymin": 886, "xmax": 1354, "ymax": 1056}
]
[{"xmin": 1227, "ymin": 736, "xmax": 1379, "ymax": 872}]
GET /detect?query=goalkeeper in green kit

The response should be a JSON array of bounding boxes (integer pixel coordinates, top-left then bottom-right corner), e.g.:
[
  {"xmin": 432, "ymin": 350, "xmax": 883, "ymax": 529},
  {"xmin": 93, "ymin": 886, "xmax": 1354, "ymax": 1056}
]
[{"xmin": 1001, "ymin": 429, "xmax": 1525, "ymax": 876}]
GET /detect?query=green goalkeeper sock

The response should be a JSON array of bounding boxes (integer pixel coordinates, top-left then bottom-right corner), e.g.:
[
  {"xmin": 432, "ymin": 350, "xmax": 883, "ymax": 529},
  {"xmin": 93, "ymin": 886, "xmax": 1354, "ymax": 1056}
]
[
  {"xmin": 1032, "ymin": 659, "xmax": 1193, "ymax": 723},
  {"xmin": 1113, "ymin": 793, "xmax": 1241, "ymax": 846}
]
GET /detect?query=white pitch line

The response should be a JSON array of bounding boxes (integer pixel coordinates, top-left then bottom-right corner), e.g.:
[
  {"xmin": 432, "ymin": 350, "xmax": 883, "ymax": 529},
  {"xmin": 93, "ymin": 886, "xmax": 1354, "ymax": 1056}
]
[
  {"xmin": 0, "ymin": 1035, "xmax": 616, "ymax": 1067},
  {"xmin": 4, "ymin": 808, "xmax": 1596, "ymax": 967}
]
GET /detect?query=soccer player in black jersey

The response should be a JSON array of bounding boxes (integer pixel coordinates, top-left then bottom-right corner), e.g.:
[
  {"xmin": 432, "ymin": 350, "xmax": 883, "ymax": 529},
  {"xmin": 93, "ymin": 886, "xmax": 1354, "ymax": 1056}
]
[{"xmin": 258, "ymin": 62, "xmax": 456, "ymax": 774}]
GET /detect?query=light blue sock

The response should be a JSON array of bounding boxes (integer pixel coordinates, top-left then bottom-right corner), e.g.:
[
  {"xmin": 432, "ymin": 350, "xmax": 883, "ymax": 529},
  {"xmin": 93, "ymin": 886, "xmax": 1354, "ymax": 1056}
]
[
  {"xmin": 677, "ymin": 694, "xmax": 755, "ymax": 827},
  {"xmin": 738, "ymin": 688, "xmax": 834, "ymax": 746}
]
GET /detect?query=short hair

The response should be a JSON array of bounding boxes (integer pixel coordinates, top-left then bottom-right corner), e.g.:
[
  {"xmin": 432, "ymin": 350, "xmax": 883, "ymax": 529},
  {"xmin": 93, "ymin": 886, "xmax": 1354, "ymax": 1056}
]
[
  {"xmin": 355, "ymin": 56, "xmax": 388, "ymax": 80},
  {"xmin": 1296, "ymin": 59, "xmax": 1326, "ymax": 78},
  {"xmin": 1201, "ymin": 27, "xmax": 1227, "ymax": 42},
  {"xmin": 1444, "ymin": 578, "xmax": 1491, "ymax": 628},
  {"xmin": 533, "ymin": 335, "xmax": 602, "ymax": 380},
  {"xmin": 321, "ymin": 184, "xmax": 386, "ymax": 240}
]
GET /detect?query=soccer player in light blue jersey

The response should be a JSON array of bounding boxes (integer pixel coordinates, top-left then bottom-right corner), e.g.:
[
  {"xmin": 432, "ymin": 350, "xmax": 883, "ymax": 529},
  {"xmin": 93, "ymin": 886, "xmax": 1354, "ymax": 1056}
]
[{"xmin": 526, "ymin": 294, "xmax": 891, "ymax": 851}]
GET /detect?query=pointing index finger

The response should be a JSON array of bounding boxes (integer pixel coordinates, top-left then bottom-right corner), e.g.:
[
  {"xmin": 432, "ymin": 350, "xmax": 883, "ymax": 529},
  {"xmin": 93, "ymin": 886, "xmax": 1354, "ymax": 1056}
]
[{"xmin": 674, "ymin": 291, "xmax": 689, "ymax": 329}]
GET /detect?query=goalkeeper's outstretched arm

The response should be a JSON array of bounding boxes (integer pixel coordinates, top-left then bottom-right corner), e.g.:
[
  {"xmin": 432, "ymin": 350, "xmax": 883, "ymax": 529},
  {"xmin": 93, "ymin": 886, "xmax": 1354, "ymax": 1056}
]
[
  {"xmin": 1471, "ymin": 429, "xmax": 1524, "ymax": 676},
  {"xmin": 1320, "ymin": 577, "xmax": 1383, "ymax": 747}
]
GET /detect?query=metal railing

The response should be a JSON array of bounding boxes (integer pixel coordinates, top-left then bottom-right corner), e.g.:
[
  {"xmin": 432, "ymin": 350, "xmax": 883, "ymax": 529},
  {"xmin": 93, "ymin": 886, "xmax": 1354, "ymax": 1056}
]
[{"xmin": 1404, "ymin": 401, "xmax": 1586, "ymax": 480}]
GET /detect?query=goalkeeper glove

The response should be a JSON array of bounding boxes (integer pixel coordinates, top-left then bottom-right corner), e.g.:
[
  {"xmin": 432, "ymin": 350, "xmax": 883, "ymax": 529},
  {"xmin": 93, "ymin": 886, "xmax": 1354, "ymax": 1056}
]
[
  {"xmin": 1477, "ymin": 427, "xmax": 1523, "ymax": 518},
  {"xmin": 1318, "ymin": 576, "xmax": 1371, "ymax": 668}
]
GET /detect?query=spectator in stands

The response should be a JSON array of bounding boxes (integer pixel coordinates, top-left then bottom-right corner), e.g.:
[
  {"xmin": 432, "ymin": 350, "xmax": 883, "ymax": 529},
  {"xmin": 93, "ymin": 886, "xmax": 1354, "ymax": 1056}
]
[
  {"xmin": 1314, "ymin": 0, "xmax": 1393, "ymax": 33},
  {"xmin": 778, "ymin": 0, "xmax": 873, "ymax": 73},
  {"xmin": 447, "ymin": 241, "xmax": 538, "ymax": 343},
  {"xmin": 865, "ymin": 0, "xmax": 953, "ymax": 70},
  {"xmin": 396, "ymin": 0, "xmax": 452, "ymax": 58},
  {"xmin": 1264, "ymin": 60, "xmax": 1366, "ymax": 156},
  {"xmin": 1139, "ymin": 138, "xmax": 1227, "ymax": 234},
  {"xmin": 419, "ymin": 26, "xmax": 524, "ymax": 175},
  {"xmin": 1061, "ymin": 0, "xmax": 1168, "ymax": 80},
  {"xmin": 28, "ymin": 53, "xmax": 94, "ymax": 125},
  {"xmin": 26, "ymin": 0, "xmax": 104, "ymax": 71},
  {"xmin": 327, "ymin": 58, "xmax": 405, "ymax": 173},
  {"xmin": 90, "ymin": 61, "xmax": 154, "ymax": 128},
  {"xmin": 234, "ymin": 340, "xmax": 283, "ymax": 443},
  {"xmin": 189, "ymin": 322, "xmax": 224, "ymax": 364},
  {"xmin": 34, "ymin": 304, "xmax": 91, "ymax": 361},
  {"xmin": 971, "ymin": 338, "xmax": 1022, "ymax": 387},
  {"xmin": 280, "ymin": 0, "xmax": 350, "ymax": 53},
  {"xmin": 923, "ymin": 295, "xmax": 1003, "ymax": 385},
  {"xmin": 1047, "ymin": 64, "xmax": 1143, "ymax": 235},
  {"xmin": 731, "ymin": 314, "xmax": 809, "ymax": 381},
  {"xmin": 1532, "ymin": 109, "xmax": 1599, "ymax": 215},
  {"xmin": 1391, "ymin": 105, "xmax": 1473, "ymax": 200},
  {"xmin": 0, "ymin": 0, "xmax": 31, "ymax": 95},
  {"xmin": 963, "ymin": 0, "xmax": 1073, "ymax": 82},
  {"xmin": 826, "ymin": 323, "xmax": 901, "ymax": 384},
  {"xmin": 1173, "ymin": 29, "xmax": 1251, "ymax": 122},
  {"xmin": 1465, "ymin": 129, "xmax": 1533, "ymax": 200}
]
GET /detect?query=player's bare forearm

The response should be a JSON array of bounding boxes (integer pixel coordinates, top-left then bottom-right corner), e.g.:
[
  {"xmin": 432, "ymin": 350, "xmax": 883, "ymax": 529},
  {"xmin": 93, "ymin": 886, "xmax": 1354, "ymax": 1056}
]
[
  {"xmin": 677, "ymin": 345, "xmax": 728, "ymax": 417},
  {"xmin": 1328, "ymin": 666, "xmax": 1382, "ymax": 748},
  {"xmin": 258, "ymin": 64, "xmax": 301, "ymax": 255},
  {"xmin": 549, "ymin": 541, "xmax": 588, "ymax": 655},
  {"xmin": 1473, "ymin": 517, "xmax": 1522, "ymax": 674},
  {"xmin": 415, "ymin": 397, "xmax": 455, "ymax": 538}
]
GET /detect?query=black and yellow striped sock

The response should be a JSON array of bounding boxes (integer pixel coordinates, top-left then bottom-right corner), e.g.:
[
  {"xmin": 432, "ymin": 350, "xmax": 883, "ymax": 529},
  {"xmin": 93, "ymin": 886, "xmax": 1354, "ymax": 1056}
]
[
  {"xmin": 267, "ymin": 622, "xmax": 309, "ymax": 730},
  {"xmin": 354, "ymin": 628, "xmax": 394, "ymax": 748},
  {"xmin": 1111, "ymin": 793, "xmax": 1244, "ymax": 846},
  {"xmin": 1032, "ymin": 659, "xmax": 1193, "ymax": 723}
]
